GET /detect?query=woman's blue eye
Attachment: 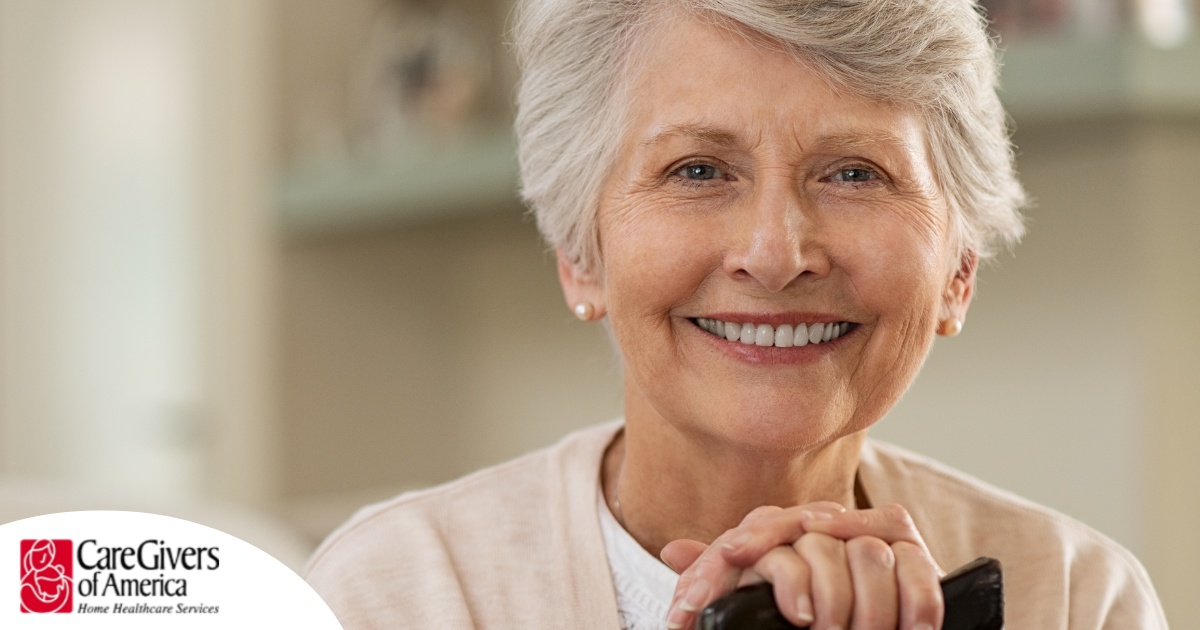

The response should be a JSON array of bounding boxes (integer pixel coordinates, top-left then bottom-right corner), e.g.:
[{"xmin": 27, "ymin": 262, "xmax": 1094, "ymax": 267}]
[
  {"xmin": 679, "ymin": 164, "xmax": 721, "ymax": 180},
  {"xmin": 834, "ymin": 167, "xmax": 876, "ymax": 183}
]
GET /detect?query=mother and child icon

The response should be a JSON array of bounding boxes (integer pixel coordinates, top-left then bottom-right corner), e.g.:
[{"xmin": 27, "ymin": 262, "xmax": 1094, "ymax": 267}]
[{"xmin": 20, "ymin": 539, "xmax": 73, "ymax": 614}]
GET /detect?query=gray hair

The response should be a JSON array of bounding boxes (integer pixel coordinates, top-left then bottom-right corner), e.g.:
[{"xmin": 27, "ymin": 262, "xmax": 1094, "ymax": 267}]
[{"xmin": 514, "ymin": 0, "xmax": 1027, "ymax": 273}]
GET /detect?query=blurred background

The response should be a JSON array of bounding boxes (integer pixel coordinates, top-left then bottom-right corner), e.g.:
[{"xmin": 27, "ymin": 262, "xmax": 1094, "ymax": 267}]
[{"xmin": 0, "ymin": 0, "xmax": 1197, "ymax": 624}]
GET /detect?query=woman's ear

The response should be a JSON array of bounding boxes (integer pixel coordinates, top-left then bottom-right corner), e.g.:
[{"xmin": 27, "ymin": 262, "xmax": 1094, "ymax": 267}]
[
  {"xmin": 556, "ymin": 249, "xmax": 606, "ymax": 320},
  {"xmin": 938, "ymin": 251, "xmax": 978, "ymax": 336}
]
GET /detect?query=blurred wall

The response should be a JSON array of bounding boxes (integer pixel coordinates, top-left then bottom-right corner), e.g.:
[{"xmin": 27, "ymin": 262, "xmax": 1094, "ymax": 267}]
[
  {"xmin": 0, "ymin": 0, "xmax": 280, "ymax": 508},
  {"xmin": 280, "ymin": 212, "xmax": 622, "ymax": 501},
  {"xmin": 1, "ymin": 0, "xmax": 208, "ymax": 494},
  {"xmin": 1136, "ymin": 118, "xmax": 1200, "ymax": 628}
]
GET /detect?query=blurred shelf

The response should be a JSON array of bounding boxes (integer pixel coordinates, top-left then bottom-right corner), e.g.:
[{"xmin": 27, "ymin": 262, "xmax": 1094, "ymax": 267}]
[
  {"xmin": 279, "ymin": 36, "xmax": 1200, "ymax": 235},
  {"xmin": 278, "ymin": 126, "xmax": 519, "ymax": 235},
  {"xmin": 999, "ymin": 32, "xmax": 1200, "ymax": 122}
]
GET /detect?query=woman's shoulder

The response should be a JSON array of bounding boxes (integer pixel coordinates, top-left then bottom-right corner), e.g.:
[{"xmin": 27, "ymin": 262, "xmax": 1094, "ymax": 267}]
[
  {"xmin": 302, "ymin": 419, "xmax": 623, "ymax": 628},
  {"xmin": 860, "ymin": 438, "xmax": 1091, "ymax": 531},
  {"xmin": 306, "ymin": 420, "xmax": 617, "ymax": 570},
  {"xmin": 861, "ymin": 439, "xmax": 1167, "ymax": 628}
]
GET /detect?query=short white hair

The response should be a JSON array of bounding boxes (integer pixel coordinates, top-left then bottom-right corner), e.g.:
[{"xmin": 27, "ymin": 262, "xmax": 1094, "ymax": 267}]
[{"xmin": 514, "ymin": 0, "xmax": 1027, "ymax": 273}]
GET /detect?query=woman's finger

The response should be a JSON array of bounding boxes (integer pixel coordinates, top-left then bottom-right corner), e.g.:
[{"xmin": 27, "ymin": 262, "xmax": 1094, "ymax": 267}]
[
  {"xmin": 661, "ymin": 538, "xmax": 708, "ymax": 573},
  {"xmin": 892, "ymin": 541, "xmax": 943, "ymax": 630},
  {"xmin": 735, "ymin": 568, "xmax": 766, "ymax": 588},
  {"xmin": 720, "ymin": 502, "xmax": 847, "ymax": 565},
  {"xmin": 749, "ymin": 545, "xmax": 815, "ymax": 627},
  {"xmin": 845, "ymin": 536, "xmax": 898, "ymax": 629},
  {"xmin": 794, "ymin": 533, "xmax": 853, "ymax": 630},
  {"xmin": 740, "ymin": 504, "xmax": 785, "ymax": 525},
  {"xmin": 665, "ymin": 530, "xmax": 745, "ymax": 629},
  {"xmin": 665, "ymin": 506, "xmax": 789, "ymax": 626},
  {"xmin": 797, "ymin": 503, "xmax": 934, "ymax": 558}
]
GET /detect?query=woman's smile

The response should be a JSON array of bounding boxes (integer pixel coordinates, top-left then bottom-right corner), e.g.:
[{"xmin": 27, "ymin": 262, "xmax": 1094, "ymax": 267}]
[{"xmin": 685, "ymin": 315, "xmax": 858, "ymax": 365}]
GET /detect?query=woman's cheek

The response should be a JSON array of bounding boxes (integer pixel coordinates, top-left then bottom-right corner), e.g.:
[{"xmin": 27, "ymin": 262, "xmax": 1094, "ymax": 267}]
[
  {"xmin": 835, "ymin": 216, "xmax": 945, "ymax": 376},
  {"xmin": 604, "ymin": 200, "xmax": 719, "ymax": 306}
]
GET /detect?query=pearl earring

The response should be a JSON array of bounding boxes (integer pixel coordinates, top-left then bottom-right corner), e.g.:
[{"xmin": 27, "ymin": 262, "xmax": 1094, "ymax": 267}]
[
  {"xmin": 573, "ymin": 302, "xmax": 595, "ymax": 321},
  {"xmin": 939, "ymin": 318, "xmax": 963, "ymax": 337}
]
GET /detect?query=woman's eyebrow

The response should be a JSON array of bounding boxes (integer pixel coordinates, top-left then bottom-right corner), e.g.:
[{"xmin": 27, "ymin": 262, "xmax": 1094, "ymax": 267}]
[
  {"xmin": 639, "ymin": 123, "xmax": 741, "ymax": 148},
  {"xmin": 809, "ymin": 130, "xmax": 917, "ymax": 156},
  {"xmin": 640, "ymin": 124, "xmax": 916, "ymax": 157}
]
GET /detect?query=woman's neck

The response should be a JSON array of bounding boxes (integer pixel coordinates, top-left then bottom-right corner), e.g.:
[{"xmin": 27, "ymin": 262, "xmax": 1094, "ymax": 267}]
[{"xmin": 602, "ymin": 414, "xmax": 866, "ymax": 561}]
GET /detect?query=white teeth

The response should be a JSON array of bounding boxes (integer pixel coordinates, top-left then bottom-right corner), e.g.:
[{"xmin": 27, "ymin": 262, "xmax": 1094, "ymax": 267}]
[
  {"xmin": 755, "ymin": 324, "xmax": 773, "ymax": 347},
  {"xmin": 696, "ymin": 318, "xmax": 852, "ymax": 348},
  {"xmin": 775, "ymin": 324, "xmax": 793, "ymax": 348},
  {"xmin": 794, "ymin": 323, "xmax": 809, "ymax": 346}
]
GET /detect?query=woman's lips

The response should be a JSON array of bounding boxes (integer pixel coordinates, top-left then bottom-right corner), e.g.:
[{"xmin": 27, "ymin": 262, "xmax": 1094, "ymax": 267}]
[{"xmin": 692, "ymin": 317, "xmax": 855, "ymax": 348}]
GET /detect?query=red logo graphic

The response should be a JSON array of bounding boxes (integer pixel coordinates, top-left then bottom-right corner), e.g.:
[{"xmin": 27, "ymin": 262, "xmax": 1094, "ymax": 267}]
[{"xmin": 20, "ymin": 539, "xmax": 73, "ymax": 613}]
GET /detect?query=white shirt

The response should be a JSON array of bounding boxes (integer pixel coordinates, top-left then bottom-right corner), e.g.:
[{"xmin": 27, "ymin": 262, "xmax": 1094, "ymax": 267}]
[{"xmin": 597, "ymin": 488, "xmax": 680, "ymax": 630}]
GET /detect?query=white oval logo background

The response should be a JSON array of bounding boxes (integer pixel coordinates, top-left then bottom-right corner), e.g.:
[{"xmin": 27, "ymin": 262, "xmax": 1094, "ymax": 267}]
[{"xmin": 0, "ymin": 511, "xmax": 342, "ymax": 628}]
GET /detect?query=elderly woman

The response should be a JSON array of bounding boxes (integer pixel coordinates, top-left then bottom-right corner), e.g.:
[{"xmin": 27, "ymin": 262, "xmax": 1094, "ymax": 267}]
[{"xmin": 305, "ymin": 0, "xmax": 1166, "ymax": 628}]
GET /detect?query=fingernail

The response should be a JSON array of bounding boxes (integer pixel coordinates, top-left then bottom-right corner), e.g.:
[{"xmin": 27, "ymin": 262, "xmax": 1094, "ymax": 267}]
[
  {"xmin": 914, "ymin": 624, "xmax": 934, "ymax": 630},
  {"xmin": 794, "ymin": 594, "xmax": 814, "ymax": 624},
  {"xmin": 678, "ymin": 579, "xmax": 710, "ymax": 612},
  {"xmin": 800, "ymin": 509, "xmax": 833, "ymax": 521},
  {"xmin": 666, "ymin": 603, "xmax": 688, "ymax": 628},
  {"xmin": 722, "ymin": 532, "xmax": 750, "ymax": 550}
]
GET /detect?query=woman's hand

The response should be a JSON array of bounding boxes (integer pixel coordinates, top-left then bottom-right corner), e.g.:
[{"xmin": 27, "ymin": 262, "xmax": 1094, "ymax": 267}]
[{"xmin": 661, "ymin": 503, "xmax": 943, "ymax": 630}]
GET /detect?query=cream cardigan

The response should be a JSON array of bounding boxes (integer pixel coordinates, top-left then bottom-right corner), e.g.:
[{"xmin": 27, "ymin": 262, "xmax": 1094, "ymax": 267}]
[{"xmin": 304, "ymin": 420, "xmax": 1166, "ymax": 629}]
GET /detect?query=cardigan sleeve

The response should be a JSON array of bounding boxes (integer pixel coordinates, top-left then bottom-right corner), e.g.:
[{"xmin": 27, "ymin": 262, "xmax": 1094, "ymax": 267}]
[{"xmin": 304, "ymin": 499, "xmax": 479, "ymax": 629}]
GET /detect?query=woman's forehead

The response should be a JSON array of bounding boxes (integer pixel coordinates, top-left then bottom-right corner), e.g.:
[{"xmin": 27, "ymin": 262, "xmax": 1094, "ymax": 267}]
[{"xmin": 621, "ymin": 15, "xmax": 928, "ymax": 158}]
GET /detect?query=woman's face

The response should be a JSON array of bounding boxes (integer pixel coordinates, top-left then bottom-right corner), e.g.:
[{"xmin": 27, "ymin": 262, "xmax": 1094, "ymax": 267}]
[{"xmin": 562, "ymin": 15, "xmax": 975, "ymax": 452}]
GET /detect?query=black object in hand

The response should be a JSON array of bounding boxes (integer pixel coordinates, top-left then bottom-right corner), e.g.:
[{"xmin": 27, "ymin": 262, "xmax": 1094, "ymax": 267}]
[{"xmin": 695, "ymin": 556, "xmax": 1003, "ymax": 630}]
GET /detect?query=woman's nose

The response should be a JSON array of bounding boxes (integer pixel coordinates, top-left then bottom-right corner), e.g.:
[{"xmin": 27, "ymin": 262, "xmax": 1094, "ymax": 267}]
[{"xmin": 724, "ymin": 181, "xmax": 827, "ymax": 292}]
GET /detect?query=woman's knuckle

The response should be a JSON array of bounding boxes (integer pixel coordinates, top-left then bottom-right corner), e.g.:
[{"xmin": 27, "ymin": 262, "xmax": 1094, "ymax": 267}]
[
  {"xmin": 688, "ymin": 548, "xmax": 727, "ymax": 577},
  {"xmin": 759, "ymin": 547, "xmax": 804, "ymax": 583},
  {"xmin": 808, "ymin": 500, "xmax": 846, "ymax": 512},
  {"xmin": 743, "ymin": 505, "xmax": 782, "ymax": 524},
  {"xmin": 855, "ymin": 604, "xmax": 894, "ymax": 628},
  {"xmin": 880, "ymin": 503, "xmax": 914, "ymax": 529},
  {"xmin": 847, "ymin": 536, "xmax": 894, "ymax": 569},
  {"xmin": 910, "ymin": 583, "xmax": 945, "ymax": 615},
  {"xmin": 890, "ymin": 540, "xmax": 921, "ymax": 559},
  {"xmin": 894, "ymin": 541, "xmax": 940, "ymax": 576},
  {"xmin": 795, "ymin": 531, "xmax": 841, "ymax": 557}
]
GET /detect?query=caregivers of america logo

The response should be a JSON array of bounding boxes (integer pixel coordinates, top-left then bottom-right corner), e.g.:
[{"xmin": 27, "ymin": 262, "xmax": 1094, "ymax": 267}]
[
  {"xmin": 18, "ymin": 538, "xmax": 221, "ymax": 615},
  {"xmin": 20, "ymin": 539, "xmax": 73, "ymax": 613}
]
